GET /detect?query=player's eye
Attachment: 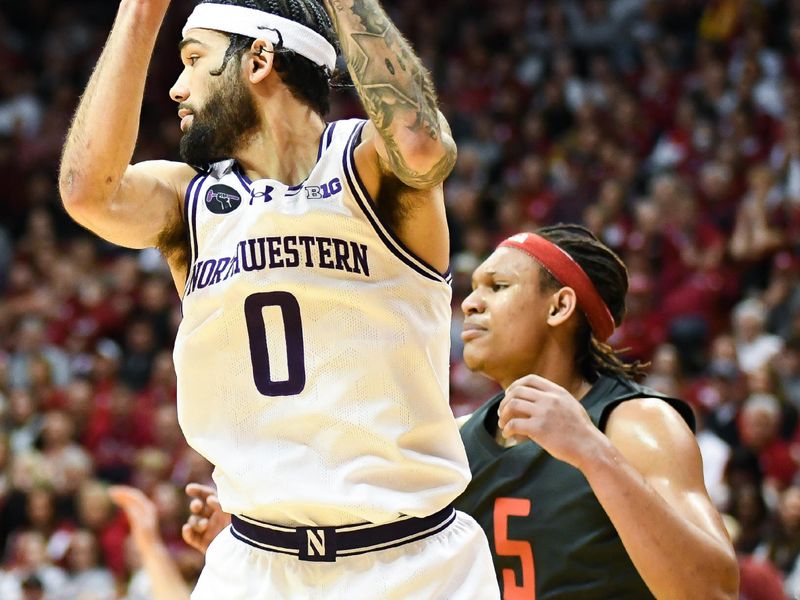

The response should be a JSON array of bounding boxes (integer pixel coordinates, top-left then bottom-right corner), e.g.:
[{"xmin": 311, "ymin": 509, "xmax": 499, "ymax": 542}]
[
  {"xmin": 189, "ymin": 56, "xmax": 200, "ymax": 66},
  {"xmin": 491, "ymin": 282, "xmax": 508, "ymax": 292}
]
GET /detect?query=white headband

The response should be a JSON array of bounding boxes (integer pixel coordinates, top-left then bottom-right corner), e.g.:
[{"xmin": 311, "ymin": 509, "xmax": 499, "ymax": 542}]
[{"xmin": 182, "ymin": 3, "xmax": 337, "ymax": 72}]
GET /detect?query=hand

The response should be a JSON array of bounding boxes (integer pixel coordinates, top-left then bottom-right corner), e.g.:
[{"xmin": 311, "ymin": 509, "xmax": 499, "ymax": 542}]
[
  {"xmin": 181, "ymin": 483, "xmax": 230, "ymax": 554},
  {"xmin": 498, "ymin": 374, "xmax": 602, "ymax": 469},
  {"xmin": 109, "ymin": 485, "xmax": 161, "ymax": 550}
]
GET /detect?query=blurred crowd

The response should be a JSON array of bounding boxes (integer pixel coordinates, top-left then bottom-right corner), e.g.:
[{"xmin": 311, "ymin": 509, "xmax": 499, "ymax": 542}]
[{"xmin": 1, "ymin": 0, "xmax": 800, "ymax": 597}]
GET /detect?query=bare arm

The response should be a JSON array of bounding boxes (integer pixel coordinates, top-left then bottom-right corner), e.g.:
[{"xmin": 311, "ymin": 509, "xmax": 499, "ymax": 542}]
[
  {"xmin": 499, "ymin": 376, "xmax": 738, "ymax": 600},
  {"xmin": 583, "ymin": 399, "xmax": 739, "ymax": 600},
  {"xmin": 322, "ymin": 0, "xmax": 456, "ymax": 189},
  {"xmin": 109, "ymin": 486, "xmax": 191, "ymax": 600},
  {"xmin": 59, "ymin": 0, "xmax": 190, "ymax": 251},
  {"xmin": 729, "ymin": 200, "xmax": 754, "ymax": 260}
]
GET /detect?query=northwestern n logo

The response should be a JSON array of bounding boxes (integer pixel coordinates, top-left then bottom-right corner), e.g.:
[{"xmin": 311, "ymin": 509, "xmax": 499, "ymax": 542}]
[
  {"xmin": 298, "ymin": 527, "xmax": 335, "ymax": 562},
  {"xmin": 307, "ymin": 529, "xmax": 325, "ymax": 557}
]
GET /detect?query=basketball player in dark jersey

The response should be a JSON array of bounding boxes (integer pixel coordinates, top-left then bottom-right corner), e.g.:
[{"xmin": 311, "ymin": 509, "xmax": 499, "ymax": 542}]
[
  {"xmin": 179, "ymin": 225, "xmax": 739, "ymax": 598},
  {"xmin": 454, "ymin": 225, "xmax": 737, "ymax": 599}
]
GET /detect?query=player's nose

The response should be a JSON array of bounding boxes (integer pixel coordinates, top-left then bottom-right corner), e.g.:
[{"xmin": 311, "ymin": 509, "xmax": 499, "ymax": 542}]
[
  {"xmin": 170, "ymin": 75, "xmax": 190, "ymax": 103},
  {"xmin": 461, "ymin": 289, "xmax": 485, "ymax": 316}
]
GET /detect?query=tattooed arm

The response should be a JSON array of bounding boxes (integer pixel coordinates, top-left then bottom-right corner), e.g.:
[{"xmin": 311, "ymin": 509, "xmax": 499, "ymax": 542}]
[{"xmin": 324, "ymin": 0, "xmax": 456, "ymax": 190}]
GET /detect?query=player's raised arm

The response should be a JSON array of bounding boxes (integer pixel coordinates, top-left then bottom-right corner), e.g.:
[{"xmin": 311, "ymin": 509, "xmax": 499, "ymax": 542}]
[
  {"xmin": 322, "ymin": 0, "xmax": 456, "ymax": 190},
  {"xmin": 58, "ymin": 0, "xmax": 191, "ymax": 251}
]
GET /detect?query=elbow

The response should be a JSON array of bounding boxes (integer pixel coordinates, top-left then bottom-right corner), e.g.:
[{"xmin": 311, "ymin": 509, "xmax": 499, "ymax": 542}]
[
  {"xmin": 719, "ymin": 554, "xmax": 740, "ymax": 600},
  {"xmin": 59, "ymin": 176, "xmax": 89, "ymax": 223},
  {"xmin": 703, "ymin": 551, "xmax": 740, "ymax": 600},
  {"xmin": 58, "ymin": 163, "xmax": 108, "ymax": 221},
  {"xmin": 393, "ymin": 137, "xmax": 457, "ymax": 190},
  {"xmin": 59, "ymin": 172, "xmax": 102, "ymax": 228},
  {"xmin": 59, "ymin": 173, "xmax": 83, "ymax": 220},
  {"xmin": 59, "ymin": 163, "xmax": 85, "ymax": 213},
  {"xmin": 663, "ymin": 549, "xmax": 739, "ymax": 600}
]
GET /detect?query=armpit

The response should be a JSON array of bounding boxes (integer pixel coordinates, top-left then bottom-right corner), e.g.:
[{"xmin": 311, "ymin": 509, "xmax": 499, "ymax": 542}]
[{"xmin": 156, "ymin": 212, "xmax": 190, "ymax": 268}]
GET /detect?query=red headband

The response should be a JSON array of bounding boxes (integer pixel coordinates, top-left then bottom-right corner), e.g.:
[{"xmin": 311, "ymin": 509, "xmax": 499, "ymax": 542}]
[{"xmin": 499, "ymin": 233, "xmax": 616, "ymax": 342}]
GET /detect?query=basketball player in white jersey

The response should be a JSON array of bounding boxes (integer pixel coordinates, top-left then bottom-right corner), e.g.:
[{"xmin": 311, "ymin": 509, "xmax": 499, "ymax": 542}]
[{"xmin": 59, "ymin": 0, "xmax": 498, "ymax": 597}]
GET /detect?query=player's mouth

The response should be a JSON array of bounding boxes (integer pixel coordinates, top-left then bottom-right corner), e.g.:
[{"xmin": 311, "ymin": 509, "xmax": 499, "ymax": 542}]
[
  {"xmin": 461, "ymin": 321, "xmax": 487, "ymax": 342},
  {"xmin": 178, "ymin": 109, "xmax": 194, "ymax": 132}
]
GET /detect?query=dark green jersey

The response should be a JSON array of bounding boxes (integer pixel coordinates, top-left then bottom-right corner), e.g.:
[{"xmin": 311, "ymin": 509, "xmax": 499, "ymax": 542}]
[{"xmin": 455, "ymin": 374, "xmax": 695, "ymax": 600}]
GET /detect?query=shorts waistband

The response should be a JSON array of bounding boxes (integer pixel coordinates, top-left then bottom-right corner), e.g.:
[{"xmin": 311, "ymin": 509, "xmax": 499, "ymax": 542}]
[{"xmin": 229, "ymin": 505, "xmax": 456, "ymax": 562}]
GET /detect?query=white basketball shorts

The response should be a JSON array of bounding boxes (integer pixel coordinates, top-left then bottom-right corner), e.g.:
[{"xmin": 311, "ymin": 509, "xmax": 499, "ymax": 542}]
[{"xmin": 191, "ymin": 508, "xmax": 500, "ymax": 599}]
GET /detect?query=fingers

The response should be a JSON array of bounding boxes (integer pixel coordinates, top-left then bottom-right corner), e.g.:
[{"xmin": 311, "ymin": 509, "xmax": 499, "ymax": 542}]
[
  {"xmin": 502, "ymin": 417, "xmax": 536, "ymax": 440},
  {"xmin": 207, "ymin": 494, "xmax": 221, "ymax": 509},
  {"xmin": 498, "ymin": 396, "xmax": 537, "ymax": 430},
  {"xmin": 189, "ymin": 497, "xmax": 205, "ymax": 514},
  {"xmin": 187, "ymin": 513, "xmax": 209, "ymax": 532},
  {"xmin": 189, "ymin": 495, "xmax": 220, "ymax": 519},
  {"xmin": 108, "ymin": 485, "xmax": 151, "ymax": 517},
  {"xmin": 186, "ymin": 483, "xmax": 217, "ymax": 499},
  {"xmin": 508, "ymin": 373, "xmax": 556, "ymax": 391},
  {"xmin": 182, "ymin": 523, "xmax": 207, "ymax": 553}
]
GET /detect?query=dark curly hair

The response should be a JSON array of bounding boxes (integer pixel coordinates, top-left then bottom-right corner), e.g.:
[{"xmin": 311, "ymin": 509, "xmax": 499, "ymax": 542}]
[
  {"xmin": 535, "ymin": 224, "xmax": 648, "ymax": 381},
  {"xmin": 198, "ymin": 0, "xmax": 338, "ymax": 115}
]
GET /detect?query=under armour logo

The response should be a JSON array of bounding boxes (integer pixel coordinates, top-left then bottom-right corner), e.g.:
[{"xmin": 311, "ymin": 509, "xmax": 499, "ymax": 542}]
[{"xmin": 249, "ymin": 185, "xmax": 275, "ymax": 205}]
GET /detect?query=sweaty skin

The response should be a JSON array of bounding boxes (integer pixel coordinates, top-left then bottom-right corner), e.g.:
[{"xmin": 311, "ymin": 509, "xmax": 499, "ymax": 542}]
[{"xmin": 461, "ymin": 247, "xmax": 738, "ymax": 599}]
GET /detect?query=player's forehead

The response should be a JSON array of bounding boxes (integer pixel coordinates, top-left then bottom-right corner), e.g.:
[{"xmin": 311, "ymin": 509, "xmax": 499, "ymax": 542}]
[
  {"xmin": 179, "ymin": 28, "xmax": 230, "ymax": 52},
  {"xmin": 472, "ymin": 248, "xmax": 534, "ymax": 283}
]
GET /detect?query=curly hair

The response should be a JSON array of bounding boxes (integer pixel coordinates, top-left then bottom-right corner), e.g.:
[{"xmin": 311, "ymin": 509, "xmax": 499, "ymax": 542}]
[
  {"xmin": 198, "ymin": 0, "xmax": 338, "ymax": 115},
  {"xmin": 535, "ymin": 224, "xmax": 648, "ymax": 381}
]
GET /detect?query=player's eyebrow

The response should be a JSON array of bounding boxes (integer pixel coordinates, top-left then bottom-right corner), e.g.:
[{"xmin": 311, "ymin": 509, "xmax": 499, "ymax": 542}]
[
  {"xmin": 471, "ymin": 269, "xmax": 496, "ymax": 287},
  {"xmin": 179, "ymin": 37, "xmax": 207, "ymax": 52}
]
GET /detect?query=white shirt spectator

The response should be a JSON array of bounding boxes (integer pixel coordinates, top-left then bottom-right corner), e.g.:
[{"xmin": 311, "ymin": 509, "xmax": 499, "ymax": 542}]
[{"xmin": 697, "ymin": 429, "xmax": 732, "ymax": 509}]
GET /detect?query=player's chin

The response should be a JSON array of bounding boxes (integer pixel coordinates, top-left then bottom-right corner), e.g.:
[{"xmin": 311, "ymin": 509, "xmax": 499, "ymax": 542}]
[{"xmin": 461, "ymin": 343, "xmax": 485, "ymax": 372}]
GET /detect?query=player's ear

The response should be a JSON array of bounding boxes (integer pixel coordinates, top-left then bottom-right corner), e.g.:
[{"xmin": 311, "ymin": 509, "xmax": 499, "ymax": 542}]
[
  {"xmin": 247, "ymin": 38, "xmax": 275, "ymax": 84},
  {"xmin": 546, "ymin": 288, "xmax": 578, "ymax": 328}
]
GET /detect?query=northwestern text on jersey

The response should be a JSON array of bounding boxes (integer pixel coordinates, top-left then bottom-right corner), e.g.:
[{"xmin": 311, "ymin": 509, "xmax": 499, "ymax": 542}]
[{"xmin": 184, "ymin": 235, "xmax": 370, "ymax": 297}]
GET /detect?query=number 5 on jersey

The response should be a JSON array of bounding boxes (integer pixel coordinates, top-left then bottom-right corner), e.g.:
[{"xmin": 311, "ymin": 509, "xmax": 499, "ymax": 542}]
[
  {"xmin": 244, "ymin": 292, "xmax": 306, "ymax": 396},
  {"xmin": 494, "ymin": 497, "xmax": 535, "ymax": 600}
]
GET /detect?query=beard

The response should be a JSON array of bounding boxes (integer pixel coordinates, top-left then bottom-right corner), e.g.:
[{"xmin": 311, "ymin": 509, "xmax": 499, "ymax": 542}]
[{"xmin": 179, "ymin": 67, "xmax": 261, "ymax": 168}]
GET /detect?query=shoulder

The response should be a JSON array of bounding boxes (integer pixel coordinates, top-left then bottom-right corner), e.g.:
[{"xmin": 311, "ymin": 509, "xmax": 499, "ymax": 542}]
[
  {"xmin": 606, "ymin": 397, "xmax": 694, "ymax": 442},
  {"xmin": 323, "ymin": 118, "xmax": 368, "ymax": 149},
  {"xmin": 605, "ymin": 397, "xmax": 701, "ymax": 481},
  {"xmin": 131, "ymin": 159, "xmax": 198, "ymax": 181},
  {"xmin": 594, "ymin": 374, "xmax": 696, "ymax": 432}
]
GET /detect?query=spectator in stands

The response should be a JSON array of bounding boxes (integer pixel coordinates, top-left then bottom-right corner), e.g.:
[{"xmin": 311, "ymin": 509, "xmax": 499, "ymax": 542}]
[
  {"xmin": 756, "ymin": 485, "xmax": 800, "ymax": 576},
  {"xmin": 738, "ymin": 393, "xmax": 797, "ymax": 492},
  {"xmin": 733, "ymin": 298, "xmax": 784, "ymax": 375},
  {"xmin": 60, "ymin": 530, "xmax": 115, "ymax": 600}
]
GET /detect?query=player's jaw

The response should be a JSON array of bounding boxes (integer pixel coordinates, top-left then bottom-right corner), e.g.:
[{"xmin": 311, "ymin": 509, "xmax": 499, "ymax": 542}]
[{"xmin": 178, "ymin": 69, "xmax": 261, "ymax": 167}]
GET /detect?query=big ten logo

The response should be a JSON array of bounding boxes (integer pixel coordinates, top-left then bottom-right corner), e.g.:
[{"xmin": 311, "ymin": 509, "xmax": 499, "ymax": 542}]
[
  {"xmin": 305, "ymin": 178, "xmax": 342, "ymax": 201},
  {"xmin": 249, "ymin": 185, "xmax": 275, "ymax": 205}
]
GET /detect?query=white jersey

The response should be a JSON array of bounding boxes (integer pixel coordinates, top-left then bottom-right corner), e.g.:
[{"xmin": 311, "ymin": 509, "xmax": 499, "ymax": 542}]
[{"xmin": 173, "ymin": 119, "xmax": 470, "ymax": 526}]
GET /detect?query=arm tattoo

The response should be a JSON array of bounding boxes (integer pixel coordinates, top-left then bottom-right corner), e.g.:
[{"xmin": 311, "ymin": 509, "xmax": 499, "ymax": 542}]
[{"xmin": 326, "ymin": 0, "xmax": 454, "ymax": 185}]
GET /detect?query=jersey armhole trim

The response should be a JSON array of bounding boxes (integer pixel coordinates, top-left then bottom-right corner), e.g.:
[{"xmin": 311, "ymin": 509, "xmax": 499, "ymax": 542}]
[
  {"xmin": 597, "ymin": 395, "xmax": 696, "ymax": 433},
  {"xmin": 182, "ymin": 173, "xmax": 207, "ymax": 298},
  {"xmin": 341, "ymin": 120, "xmax": 452, "ymax": 285}
]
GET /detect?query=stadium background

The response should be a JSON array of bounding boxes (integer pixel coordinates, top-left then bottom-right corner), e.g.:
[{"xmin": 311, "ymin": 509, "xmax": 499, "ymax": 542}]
[{"xmin": 1, "ymin": 0, "xmax": 800, "ymax": 597}]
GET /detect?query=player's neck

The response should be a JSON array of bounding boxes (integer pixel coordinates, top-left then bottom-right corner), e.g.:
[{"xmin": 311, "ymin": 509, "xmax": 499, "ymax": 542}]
[
  {"xmin": 502, "ymin": 342, "xmax": 590, "ymax": 401},
  {"xmin": 234, "ymin": 96, "xmax": 326, "ymax": 186}
]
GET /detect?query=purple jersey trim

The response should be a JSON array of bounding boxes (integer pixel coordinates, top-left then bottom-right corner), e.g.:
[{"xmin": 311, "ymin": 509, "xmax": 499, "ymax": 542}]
[{"xmin": 341, "ymin": 121, "xmax": 450, "ymax": 285}]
